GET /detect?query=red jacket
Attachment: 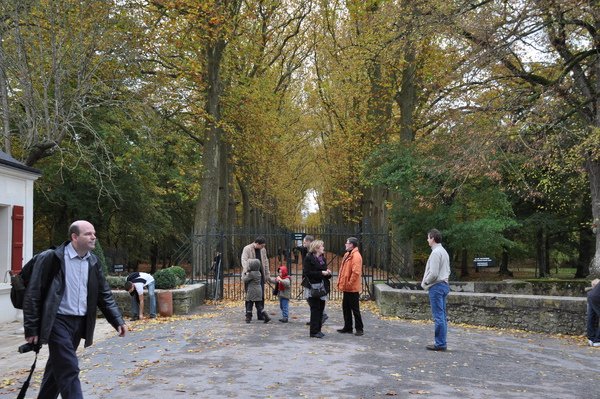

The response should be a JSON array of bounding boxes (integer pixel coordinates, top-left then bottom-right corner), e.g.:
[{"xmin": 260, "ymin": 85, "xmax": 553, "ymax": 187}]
[{"xmin": 337, "ymin": 247, "xmax": 362, "ymax": 292}]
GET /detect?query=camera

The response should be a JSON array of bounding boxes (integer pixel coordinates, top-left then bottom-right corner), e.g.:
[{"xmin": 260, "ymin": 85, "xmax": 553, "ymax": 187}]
[{"xmin": 18, "ymin": 342, "xmax": 41, "ymax": 354}]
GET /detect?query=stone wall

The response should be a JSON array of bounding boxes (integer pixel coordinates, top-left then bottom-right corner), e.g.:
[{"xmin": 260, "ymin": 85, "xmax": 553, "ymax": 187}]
[
  {"xmin": 111, "ymin": 283, "xmax": 206, "ymax": 317},
  {"xmin": 375, "ymin": 283, "xmax": 587, "ymax": 335},
  {"xmin": 447, "ymin": 280, "xmax": 589, "ymax": 297}
]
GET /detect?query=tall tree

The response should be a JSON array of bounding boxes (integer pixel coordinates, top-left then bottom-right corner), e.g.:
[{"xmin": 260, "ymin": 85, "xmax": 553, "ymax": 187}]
[
  {"xmin": 455, "ymin": 0, "xmax": 600, "ymax": 276},
  {"xmin": 0, "ymin": 0, "xmax": 131, "ymax": 167}
]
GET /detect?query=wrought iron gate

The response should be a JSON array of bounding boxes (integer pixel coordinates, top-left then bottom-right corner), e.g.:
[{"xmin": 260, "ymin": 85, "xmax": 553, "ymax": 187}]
[{"xmin": 175, "ymin": 226, "xmax": 406, "ymax": 301}]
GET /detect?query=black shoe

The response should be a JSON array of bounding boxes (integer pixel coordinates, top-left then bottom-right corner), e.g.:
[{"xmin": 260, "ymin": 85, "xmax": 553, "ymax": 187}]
[
  {"xmin": 245, "ymin": 319, "xmax": 251, "ymax": 323},
  {"xmin": 310, "ymin": 332, "xmax": 325, "ymax": 338},
  {"xmin": 337, "ymin": 328, "xmax": 352, "ymax": 333},
  {"xmin": 279, "ymin": 318, "xmax": 288, "ymax": 323},
  {"xmin": 149, "ymin": 315, "xmax": 156, "ymax": 319},
  {"xmin": 321, "ymin": 314, "xmax": 329, "ymax": 324},
  {"xmin": 263, "ymin": 312, "xmax": 271, "ymax": 323},
  {"xmin": 426, "ymin": 345, "xmax": 447, "ymax": 352},
  {"xmin": 354, "ymin": 330, "xmax": 364, "ymax": 336},
  {"xmin": 130, "ymin": 316, "xmax": 139, "ymax": 321}
]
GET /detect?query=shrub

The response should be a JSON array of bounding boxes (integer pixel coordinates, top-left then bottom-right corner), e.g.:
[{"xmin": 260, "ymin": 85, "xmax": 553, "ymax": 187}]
[
  {"xmin": 93, "ymin": 240, "xmax": 108, "ymax": 276},
  {"xmin": 154, "ymin": 268, "xmax": 179, "ymax": 289},
  {"xmin": 170, "ymin": 266, "xmax": 187, "ymax": 285},
  {"xmin": 107, "ymin": 276, "xmax": 127, "ymax": 290}
]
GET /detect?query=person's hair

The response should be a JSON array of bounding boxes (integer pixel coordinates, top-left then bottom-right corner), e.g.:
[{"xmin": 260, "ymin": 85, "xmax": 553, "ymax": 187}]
[
  {"xmin": 309, "ymin": 239, "xmax": 324, "ymax": 254},
  {"xmin": 254, "ymin": 236, "xmax": 266, "ymax": 245},
  {"xmin": 346, "ymin": 237, "xmax": 359, "ymax": 248},
  {"xmin": 428, "ymin": 229, "xmax": 442, "ymax": 243},
  {"xmin": 68, "ymin": 222, "xmax": 80, "ymax": 238},
  {"xmin": 303, "ymin": 235, "xmax": 314, "ymax": 243},
  {"xmin": 124, "ymin": 281, "xmax": 133, "ymax": 291}
]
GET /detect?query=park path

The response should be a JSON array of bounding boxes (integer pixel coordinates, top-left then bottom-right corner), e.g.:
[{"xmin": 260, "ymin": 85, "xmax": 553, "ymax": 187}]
[{"xmin": 0, "ymin": 300, "xmax": 597, "ymax": 399}]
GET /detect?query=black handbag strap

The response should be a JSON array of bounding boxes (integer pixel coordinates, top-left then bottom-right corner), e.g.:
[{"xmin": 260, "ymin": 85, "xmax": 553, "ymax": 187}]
[{"xmin": 17, "ymin": 350, "xmax": 38, "ymax": 399}]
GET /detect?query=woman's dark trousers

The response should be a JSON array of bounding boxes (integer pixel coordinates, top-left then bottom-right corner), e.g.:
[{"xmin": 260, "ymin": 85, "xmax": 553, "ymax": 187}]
[{"xmin": 308, "ymin": 297, "xmax": 325, "ymax": 335}]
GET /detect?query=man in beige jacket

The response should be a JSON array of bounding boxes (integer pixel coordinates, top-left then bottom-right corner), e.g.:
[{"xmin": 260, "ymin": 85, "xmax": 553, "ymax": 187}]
[{"xmin": 241, "ymin": 236, "xmax": 271, "ymax": 320}]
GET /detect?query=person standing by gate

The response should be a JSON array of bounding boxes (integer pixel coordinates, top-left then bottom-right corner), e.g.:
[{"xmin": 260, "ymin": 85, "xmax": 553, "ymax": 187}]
[
  {"xmin": 296, "ymin": 235, "xmax": 314, "ymax": 259},
  {"xmin": 421, "ymin": 228, "xmax": 451, "ymax": 351},
  {"xmin": 303, "ymin": 240, "xmax": 332, "ymax": 338},
  {"xmin": 125, "ymin": 272, "xmax": 157, "ymax": 321},
  {"xmin": 337, "ymin": 237, "xmax": 364, "ymax": 336},
  {"xmin": 241, "ymin": 236, "xmax": 271, "ymax": 320}
]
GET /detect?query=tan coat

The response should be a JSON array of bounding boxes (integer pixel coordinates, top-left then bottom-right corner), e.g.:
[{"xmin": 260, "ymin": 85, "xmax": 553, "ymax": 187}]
[
  {"xmin": 337, "ymin": 247, "xmax": 362, "ymax": 293},
  {"xmin": 241, "ymin": 243, "xmax": 271, "ymax": 282}
]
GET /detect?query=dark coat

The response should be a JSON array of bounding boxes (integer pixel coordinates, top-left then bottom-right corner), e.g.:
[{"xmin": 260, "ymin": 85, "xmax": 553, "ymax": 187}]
[
  {"xmin": 242, "ymin": 261, "xmax": 264, "ymax": 301},
  {"xmin": 23, "ymin": 241, "xmax": 124, "ymax": 347},
  {"xmin": 302, "ymin": 253, "xmax": 327, "ymax": 285}
]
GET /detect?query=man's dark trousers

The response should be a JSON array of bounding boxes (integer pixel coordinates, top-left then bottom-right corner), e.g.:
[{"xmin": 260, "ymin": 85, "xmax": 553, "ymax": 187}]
[
  {"xmin": 342, "ymin": 291, "xmax": 363, "ymax": 331},
  {"xmin": 38, "ymin": 314, "xmax": 86, "ymax": 399}
]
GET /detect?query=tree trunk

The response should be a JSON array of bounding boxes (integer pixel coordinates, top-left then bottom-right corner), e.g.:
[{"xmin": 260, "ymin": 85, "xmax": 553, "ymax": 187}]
[
  {"xmin": 193, "ymin": 38, "xmax": 227, "ymax": 279},
  {"xmin": 498, "ymin": 246, "xmax": 513, "ymax": 277},
  {"xmin": 150, "ymin": 242, "xmax": 158, "ymax": 274},
  {"xmin": 0, "ymin": 27, "xmax": 11, "ymax": 155},
  {"xmin": 587, "ymin": 158, "xmax": 600, "ymax": 277},
  {"xmin": 393, "ymin": 44, "xmax": 418, "ymax": 276},
  {"xmin": 536, "ymin": 226, "xmax": 547, "ymax": 277},
  {"xmin": 460, "ymin": 248, "xmax": 469, "ymax": 278}
]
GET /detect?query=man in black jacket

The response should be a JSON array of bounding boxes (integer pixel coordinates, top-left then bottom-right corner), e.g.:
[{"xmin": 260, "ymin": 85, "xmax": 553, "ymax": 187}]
[{"xmin": 23, "ymin": 220, "xmax": 127, "ymax": 399}]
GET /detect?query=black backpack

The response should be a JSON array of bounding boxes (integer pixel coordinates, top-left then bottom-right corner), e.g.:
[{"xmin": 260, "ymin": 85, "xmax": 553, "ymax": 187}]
[{"xmin": 10, "ymin": 247, "xmax": 58, "ymax": 310}]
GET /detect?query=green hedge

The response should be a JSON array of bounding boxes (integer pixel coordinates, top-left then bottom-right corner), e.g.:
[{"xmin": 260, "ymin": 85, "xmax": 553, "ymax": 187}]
[
  {"xmin": 154, "ymin": 268, "xmax": 179, "ymax": 289},
  {"xmin": 107, "ymin": 275, "xmax": 126, "ymax": 290},
  {"xmin": 170, "ymin": 266, "xmax": 186, "ymax": 285}
]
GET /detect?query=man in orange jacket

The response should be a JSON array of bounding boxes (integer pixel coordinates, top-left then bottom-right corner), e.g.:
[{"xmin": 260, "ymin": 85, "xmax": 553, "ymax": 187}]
[{"xmin": 336, "ymin": 237, "xmax": 364, "ymax": 336}]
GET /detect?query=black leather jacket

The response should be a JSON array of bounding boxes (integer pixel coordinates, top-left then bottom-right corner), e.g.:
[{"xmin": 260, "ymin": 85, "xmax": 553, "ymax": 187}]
[{"xmin": 23, "ymin": 241, "xmax": 124, "ymax": 347}]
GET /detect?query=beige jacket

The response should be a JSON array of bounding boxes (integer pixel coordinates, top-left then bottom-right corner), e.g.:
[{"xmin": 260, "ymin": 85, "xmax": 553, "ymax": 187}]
[{"xmin": 241, "ymin": 243, "xmax": 271, "ymax": 282}]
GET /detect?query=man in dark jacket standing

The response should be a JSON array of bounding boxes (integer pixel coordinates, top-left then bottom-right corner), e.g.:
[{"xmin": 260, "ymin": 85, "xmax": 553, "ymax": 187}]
[{"xmin": 23, "ymin": 220, "xmax": 127, "ymax": 399}]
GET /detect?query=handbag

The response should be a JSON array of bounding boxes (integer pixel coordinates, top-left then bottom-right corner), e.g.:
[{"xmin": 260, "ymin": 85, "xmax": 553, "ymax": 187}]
[{"xmin": 310, "ymin": 283, "xmax": 327, "ymax": 298}]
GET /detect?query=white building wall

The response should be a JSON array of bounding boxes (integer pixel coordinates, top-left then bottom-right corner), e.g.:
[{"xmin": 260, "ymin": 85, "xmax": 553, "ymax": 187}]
[{"xmin": 0, "ymin": 164, "xmax": 40, "ymax": 323}]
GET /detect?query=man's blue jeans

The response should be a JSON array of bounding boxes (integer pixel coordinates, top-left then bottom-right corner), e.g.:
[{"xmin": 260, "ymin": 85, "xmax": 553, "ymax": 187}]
[
  {"xmin": 428, "ymin": 282, "xmax": 450, "ymax": 348},
  {"xmin": 131, "ymin": 281, "xmax": 157, "ymax": 318},
  {"xmin": 586, "ymin": 300, "xmax": 600, "ymax": 342}
]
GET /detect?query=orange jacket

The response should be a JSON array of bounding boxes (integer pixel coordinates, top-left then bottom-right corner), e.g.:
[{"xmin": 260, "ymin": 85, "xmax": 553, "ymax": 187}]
[{"xmin": 337, "ymin": 247, "xmax": 362, "ymax": 292}]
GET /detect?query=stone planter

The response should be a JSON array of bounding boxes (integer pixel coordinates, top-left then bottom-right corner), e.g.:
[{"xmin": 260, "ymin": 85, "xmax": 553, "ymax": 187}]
[{"xmin": 111, "ymin": 283, "xmax": 206, "ymax": 317}]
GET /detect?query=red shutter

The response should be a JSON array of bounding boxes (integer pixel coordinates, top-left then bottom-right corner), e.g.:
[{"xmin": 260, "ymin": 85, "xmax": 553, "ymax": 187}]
[{"xmin": 11, "ymin": 205, "xmax": 24, "ymax": 273}]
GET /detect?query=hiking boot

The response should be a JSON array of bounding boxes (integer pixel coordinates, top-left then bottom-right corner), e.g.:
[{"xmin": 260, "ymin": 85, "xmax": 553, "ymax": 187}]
[{"xmin": 262, "ymin": 312, "xmax": 271, "ymax": 323}]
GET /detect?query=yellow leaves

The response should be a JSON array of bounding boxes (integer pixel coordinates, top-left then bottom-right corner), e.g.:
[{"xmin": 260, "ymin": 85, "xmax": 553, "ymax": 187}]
[{"xmin": 0, "ymin": 378, "xmax": 17, "ymax": 389}]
